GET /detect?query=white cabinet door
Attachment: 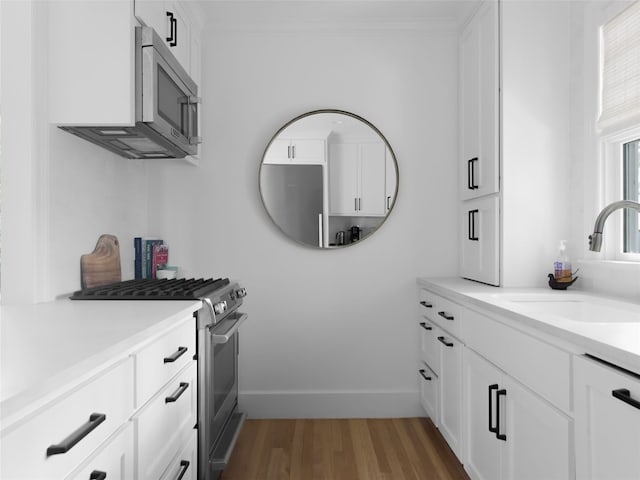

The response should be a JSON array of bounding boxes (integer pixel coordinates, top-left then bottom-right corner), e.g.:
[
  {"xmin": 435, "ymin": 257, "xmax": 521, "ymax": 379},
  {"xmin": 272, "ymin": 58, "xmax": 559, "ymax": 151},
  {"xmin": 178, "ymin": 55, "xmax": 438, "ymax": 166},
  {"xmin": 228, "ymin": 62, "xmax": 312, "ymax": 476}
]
[
  {"xmin": 460, "ymin": 195, "xmax": 499, "ymax": 286},
  {"xmin": 463, "ymin": 348, "xmax": 571, "ymax": 480},
  {"xmin": 134, "ymin": 1, "xmax": 191, "ymax": 74},
  {"xmin": 67, "ymin": 424, "xmax": 134, "ymax": 480},
  {"xmin": 329, "ymin": 143, "xmax": 359, "ymax": 215},
  {"xmin": 359, "ymin": 143, "xmax": 387, "ymax": 216},
  {"xmin": 574, "ymin": 355, "xmax": 640, "ymax": 480},
  {"xmin": 464, "ymin": 349, "xmax": 502, "ymax": 480},
  {"xmin": 459, "ymin": 1, "xmax": 499, "ymax": 200},
  {"xmin": 419, "ymin": 362, "xmax": 439, "ymax": 427},
  {"xmin": 501, "ymin": 376, "xmax": 572, "ymax": 480},
  {"xmin": 290, "ymin": 139, "xmax": 325, "ymax": 164},
  {"xmin": 385, "ymin": 146, "xmax": 397, "ymax": 212},
  {"xmin": 419, "ymin": 318, "xmax": 440, "ymax": 375},
  {"xmin": 437, "ymin": 328, "xmax": 464, "ymax": 461}
]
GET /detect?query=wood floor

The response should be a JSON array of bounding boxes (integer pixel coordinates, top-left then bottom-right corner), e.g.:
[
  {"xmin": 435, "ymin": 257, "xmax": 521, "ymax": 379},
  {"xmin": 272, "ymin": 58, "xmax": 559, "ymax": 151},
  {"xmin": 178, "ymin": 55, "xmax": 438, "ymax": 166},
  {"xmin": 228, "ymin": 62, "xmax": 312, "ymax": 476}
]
[{"xmin": 221, "ymin": 418, "xmax": 470, "ymax": 480}]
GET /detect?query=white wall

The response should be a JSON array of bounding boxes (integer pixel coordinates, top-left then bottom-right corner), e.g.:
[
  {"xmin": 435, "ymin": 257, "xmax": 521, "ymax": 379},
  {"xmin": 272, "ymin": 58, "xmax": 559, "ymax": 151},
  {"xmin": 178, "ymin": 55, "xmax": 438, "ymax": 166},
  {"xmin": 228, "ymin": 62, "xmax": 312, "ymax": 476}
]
[
  {"xmin": 1, "ymin": 1, "xmax": 150, "ymax": 303},
  {"xmin": 183, "ymin": 4, "xmax": 460, "ymax": 417}
]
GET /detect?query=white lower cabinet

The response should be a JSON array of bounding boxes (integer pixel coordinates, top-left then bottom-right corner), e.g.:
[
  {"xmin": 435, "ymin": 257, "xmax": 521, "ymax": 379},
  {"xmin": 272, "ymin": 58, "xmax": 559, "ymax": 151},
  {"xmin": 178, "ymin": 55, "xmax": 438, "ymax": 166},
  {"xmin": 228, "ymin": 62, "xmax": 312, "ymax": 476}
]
[
  {"xmin": 463, "ymin": 348, "xmax": 572, "ymax": 480},
  {"xmin": 437, "ymin": 328, "xmax": 464, "ymax": 461},
  {"xmin": 419, "ymin": 362, "xmax": 439, "ymax": 428},
  {"xmin": 460, "ymin": 195, "xmax": 500, "ymax": 286},
  {"xmin": 67, "ymin": 423, "xmax": 134, "ymax": 480},
  {"xmin": 574, "ymin": 355, "xmax": 640, "ymax": 480}
]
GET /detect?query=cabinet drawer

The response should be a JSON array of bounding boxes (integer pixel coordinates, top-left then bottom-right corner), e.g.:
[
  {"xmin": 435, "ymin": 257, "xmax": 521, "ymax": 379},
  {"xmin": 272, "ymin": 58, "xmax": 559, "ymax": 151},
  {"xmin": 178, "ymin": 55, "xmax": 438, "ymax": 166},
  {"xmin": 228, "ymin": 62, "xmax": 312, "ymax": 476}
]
[
  {"xmin": 67, "ymin": 423, "xmax": 134, "ymax": 480},
  {"xmin": 136, "ymin": 317, "xmax": 195, "ymax": 407},
  {"xmin": 419, "ymin": 318, "xmax": 440, "ymax": 375},
  {"xmin": 135, "ymin": 362, "xmax": 197, "ymax": 480},
  {"xmin": 419, "ymin": 362, "xmax": 439, "ymax": 427},
  {"xmin": 0, "ymin": 358, "xmax": 133, "ymax": 479},
  {"xmin": 419, "ymin": 290, "xmax": 462, "ymax": 340},
  {"xmin": 464, "ymin": 308, "xmax": 571, "ymax": 412},
  {"xmin": 159, "ymin": 430, "xmax": 198, "ymax": 480}
]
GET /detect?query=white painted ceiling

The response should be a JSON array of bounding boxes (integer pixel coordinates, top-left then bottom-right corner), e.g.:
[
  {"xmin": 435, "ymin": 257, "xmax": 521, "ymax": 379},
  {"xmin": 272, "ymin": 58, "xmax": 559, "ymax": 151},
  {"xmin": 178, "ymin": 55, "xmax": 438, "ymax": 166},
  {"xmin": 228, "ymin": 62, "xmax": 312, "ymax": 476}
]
[{"xmin": 198, "ymin": 0, "xmax": 480, "ymax": 30}]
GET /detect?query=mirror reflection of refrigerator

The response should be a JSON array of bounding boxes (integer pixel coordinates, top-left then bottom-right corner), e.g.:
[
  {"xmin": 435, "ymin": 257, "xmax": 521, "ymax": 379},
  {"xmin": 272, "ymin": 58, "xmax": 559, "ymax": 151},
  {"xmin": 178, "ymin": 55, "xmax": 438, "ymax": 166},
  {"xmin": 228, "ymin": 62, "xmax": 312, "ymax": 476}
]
[{"xmin": 261, "ymin": 164, "xmax": 324, "ymax": 247}]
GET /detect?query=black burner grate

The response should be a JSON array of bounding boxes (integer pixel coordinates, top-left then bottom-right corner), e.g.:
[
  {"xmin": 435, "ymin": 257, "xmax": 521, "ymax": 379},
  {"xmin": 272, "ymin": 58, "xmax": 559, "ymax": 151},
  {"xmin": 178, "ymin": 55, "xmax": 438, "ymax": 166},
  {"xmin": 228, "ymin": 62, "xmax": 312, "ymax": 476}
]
[{"xmin": 70, "ymin": 278, "xmax": 230, "ymax": 300}]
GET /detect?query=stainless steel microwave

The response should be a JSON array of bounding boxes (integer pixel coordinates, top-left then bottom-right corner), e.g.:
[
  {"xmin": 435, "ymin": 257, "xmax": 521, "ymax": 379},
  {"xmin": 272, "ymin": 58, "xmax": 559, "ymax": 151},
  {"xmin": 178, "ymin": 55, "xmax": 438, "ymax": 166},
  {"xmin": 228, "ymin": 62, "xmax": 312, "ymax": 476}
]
[{"xmin": 61, "ymin": 27, "xmax": 201, "ymax": 159}]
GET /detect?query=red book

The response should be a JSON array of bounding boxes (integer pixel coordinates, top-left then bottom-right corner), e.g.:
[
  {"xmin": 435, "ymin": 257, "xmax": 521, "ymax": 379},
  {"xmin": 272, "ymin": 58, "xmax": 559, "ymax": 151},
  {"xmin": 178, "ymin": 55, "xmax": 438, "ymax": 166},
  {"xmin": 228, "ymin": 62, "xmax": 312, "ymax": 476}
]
[{"xmin": 151, "ymin": 244, "xmax": 169, "ymax": 279}]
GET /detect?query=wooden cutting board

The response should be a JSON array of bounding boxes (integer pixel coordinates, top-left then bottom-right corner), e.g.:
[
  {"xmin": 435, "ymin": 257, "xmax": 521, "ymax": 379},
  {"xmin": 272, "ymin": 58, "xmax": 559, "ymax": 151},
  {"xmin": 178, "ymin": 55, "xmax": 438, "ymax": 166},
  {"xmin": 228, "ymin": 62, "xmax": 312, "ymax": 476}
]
[{"xmin": 80, "ymin": 234, "xmax": 122, "ymax": 289}]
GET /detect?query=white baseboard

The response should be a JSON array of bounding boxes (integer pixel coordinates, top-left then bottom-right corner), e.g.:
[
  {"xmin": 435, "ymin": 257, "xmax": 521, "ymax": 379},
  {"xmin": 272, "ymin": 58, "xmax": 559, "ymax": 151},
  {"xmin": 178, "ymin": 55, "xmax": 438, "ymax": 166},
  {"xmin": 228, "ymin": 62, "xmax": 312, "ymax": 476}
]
[{"xmin": 239, "ymin": 389, "xmax": 423, "ymax": 419}]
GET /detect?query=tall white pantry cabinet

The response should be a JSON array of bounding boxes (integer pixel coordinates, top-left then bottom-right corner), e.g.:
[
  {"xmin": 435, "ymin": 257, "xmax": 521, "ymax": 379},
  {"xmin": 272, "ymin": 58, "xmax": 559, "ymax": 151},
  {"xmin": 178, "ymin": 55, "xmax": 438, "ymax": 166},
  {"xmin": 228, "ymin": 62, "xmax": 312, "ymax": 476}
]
[{"xmin": 458, "ymin": 0, "xmax": 571, "ymax": 287}]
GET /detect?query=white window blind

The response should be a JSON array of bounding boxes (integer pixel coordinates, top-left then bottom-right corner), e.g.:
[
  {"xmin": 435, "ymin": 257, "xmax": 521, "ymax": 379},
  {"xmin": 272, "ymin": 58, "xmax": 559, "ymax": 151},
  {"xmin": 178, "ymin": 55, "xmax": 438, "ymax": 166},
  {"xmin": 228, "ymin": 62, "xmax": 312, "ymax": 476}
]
[{"xmin": 599, "ymin": 0, "xmax": 640, "ymax": 134}]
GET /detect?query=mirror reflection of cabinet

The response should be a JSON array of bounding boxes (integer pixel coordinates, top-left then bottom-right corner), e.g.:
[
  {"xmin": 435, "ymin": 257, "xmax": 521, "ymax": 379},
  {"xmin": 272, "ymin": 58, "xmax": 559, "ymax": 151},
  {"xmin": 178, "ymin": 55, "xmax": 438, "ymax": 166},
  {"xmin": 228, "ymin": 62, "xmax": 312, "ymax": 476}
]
[
  {"xmin": 263, "ymin": 138, "xmax": 326, "ymax": 165},
  {"xmin": 328, "ymin": 142, "xmax": 387, "ymax": 216},
  {"xmin": 259, "ymin": 110, "xmax": 398, "ymax": 249}
]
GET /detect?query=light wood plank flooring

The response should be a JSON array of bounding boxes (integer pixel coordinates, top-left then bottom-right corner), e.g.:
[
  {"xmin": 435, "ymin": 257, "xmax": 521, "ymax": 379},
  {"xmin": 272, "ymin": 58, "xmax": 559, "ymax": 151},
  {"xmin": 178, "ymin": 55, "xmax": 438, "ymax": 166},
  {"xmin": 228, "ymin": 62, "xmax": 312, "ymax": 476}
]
[{"xmin": 221, "ymin": 418, "xmax": 470, "ymax": 480}]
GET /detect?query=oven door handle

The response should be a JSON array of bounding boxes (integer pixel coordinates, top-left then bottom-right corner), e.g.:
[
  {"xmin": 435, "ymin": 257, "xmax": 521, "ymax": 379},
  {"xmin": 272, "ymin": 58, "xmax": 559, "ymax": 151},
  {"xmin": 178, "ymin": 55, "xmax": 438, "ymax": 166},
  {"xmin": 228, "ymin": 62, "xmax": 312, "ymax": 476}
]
[{"xmin": 210, "ymin": 313, "xmax": 248, "ymax": 344}]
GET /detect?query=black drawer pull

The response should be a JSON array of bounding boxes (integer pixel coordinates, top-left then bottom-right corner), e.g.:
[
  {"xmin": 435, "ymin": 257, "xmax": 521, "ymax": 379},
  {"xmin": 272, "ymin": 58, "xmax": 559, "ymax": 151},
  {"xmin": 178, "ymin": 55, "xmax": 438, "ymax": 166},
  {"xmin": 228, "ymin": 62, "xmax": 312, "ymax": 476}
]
[
  {"xmin": 468, "ymin": 209, "xmax": 479, "ymax": 241},
  {"xmin": 419, "ymin": 369, "xmax": 432, "ymax": 381},
  {"xmin": 46, "ymin": 413, "xmax": 106, "ymax": 457},
  {"xmin": 612, "ymin": 388, "xmax": 640, "ymax": 410},
  {"xmin": 496, "ymin": 389, "xmax": 507, "ymax": 441},
  {"xmin": 438, "ymin": 311, "xmax": 454, "ymax": 321},
  {"xmin": 419, "ymin": 322, "xmax": 433, "ymax": 331},
  {"xmin": 177, "ymin": 460, "xmax": 190, "ymax": 480},
  {"xmin": 488, "ymin": 384, "xmax": 498, "ymax": 434},
  {"xmin": 164, "ymin": 346, "xmax": 188, "ymax": 363},
  {"xmin": 468, "ymin": 157, "xmax": 479, "ymax": 190},
  {"xmin": 420, "ymin": 301, "xmax": 433, "ymax": 308},
  {"xmin": 437, "ymin": 336, "xmax": 454, "ymax": 347},
  {"xmin": 90, "ymin": 471, "xmax": 107, "ymax": 480},
  {"xmin": 165, "ymin": 382, "xmax": 189, "ymax": 403}
]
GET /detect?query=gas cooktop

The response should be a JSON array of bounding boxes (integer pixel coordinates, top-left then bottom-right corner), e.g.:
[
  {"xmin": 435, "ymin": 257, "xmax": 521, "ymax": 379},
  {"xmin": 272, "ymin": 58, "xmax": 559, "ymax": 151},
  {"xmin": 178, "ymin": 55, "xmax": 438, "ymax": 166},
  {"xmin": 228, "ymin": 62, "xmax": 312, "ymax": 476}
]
[{"xmin": 70, "ymin": 278, "xmax": 230, "ymax": 300}]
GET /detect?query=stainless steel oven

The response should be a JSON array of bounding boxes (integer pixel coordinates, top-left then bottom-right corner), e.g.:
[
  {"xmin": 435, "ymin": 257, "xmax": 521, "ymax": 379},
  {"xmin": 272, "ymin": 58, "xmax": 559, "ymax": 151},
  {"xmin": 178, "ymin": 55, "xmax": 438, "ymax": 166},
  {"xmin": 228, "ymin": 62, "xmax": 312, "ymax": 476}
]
[{"xmin": 198, "ymin": 290, "xmax": 247, "ymax": 480}]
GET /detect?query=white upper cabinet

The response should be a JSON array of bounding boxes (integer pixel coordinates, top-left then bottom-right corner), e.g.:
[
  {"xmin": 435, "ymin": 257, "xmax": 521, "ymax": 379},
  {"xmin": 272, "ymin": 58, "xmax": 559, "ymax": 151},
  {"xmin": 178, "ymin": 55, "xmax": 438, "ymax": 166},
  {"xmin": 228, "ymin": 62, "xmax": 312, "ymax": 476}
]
[
  {"xmin": 459, "ymin": 1, "xmax": 499, "ymax": 201},
  {"xmin": 263, "ymin": 138, "xmax": 326, "ymax": 165},
  {"xmin": 460, "ymin": 195, "xmax": 500, "ymax": 286},
  {"xmin": 329, "ymin": 142, "xmax": 387, "ymax": 216},
  {"xmin": 48, "ymin": 0, "xmax": 201, "ymax": 127},
  {"xmin": 134, "ymin": 0, "xmax": 194, "ymax": 75}
]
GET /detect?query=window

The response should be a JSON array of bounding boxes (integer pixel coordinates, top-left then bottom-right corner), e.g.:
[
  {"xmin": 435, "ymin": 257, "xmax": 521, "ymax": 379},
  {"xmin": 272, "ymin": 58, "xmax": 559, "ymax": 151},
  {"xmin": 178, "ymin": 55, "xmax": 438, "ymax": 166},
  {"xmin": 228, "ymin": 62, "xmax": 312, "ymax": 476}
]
[
  {"xmin": 623, "ymin": 138, "xmax": 640, "ymax": 253},
  {"xmin": 599, "ymin": 1, "xmax": 640, "ymax": 259}
]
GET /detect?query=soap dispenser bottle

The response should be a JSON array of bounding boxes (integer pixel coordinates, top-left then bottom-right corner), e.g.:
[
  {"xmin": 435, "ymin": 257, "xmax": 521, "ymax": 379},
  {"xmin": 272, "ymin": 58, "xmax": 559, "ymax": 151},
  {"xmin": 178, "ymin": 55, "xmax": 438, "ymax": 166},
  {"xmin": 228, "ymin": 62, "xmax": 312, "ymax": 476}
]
[{"xmin": 554, "ymin": 240, "xmax": 572, "ymax": 282}]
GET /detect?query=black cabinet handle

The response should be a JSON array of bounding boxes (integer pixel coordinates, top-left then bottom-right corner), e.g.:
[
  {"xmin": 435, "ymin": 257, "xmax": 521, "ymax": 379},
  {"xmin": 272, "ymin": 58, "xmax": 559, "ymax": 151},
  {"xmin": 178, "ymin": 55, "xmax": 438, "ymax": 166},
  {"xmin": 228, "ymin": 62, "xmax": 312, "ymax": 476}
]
[
  {"xmin": 612, "ymin": 388, "xmax": 640, "ymax": 410},
  {"xmin": 90, "ymin": 471, "xmax": 107, "ymax": 480},
  {"xmin": 468, "ymin": 209, "xmax": 479, "ymax": 241},
  {"xmin": 165, "ymin": 382, "xmax": 189, "ymax": 403},
  {"xmin": 420, "ymin": 301, "xmax": 433, "ymax": 308},
  {"xmin": 46, "ymin": 413, "xmax": 106, "ymax": 456},
  {"xmin": 166, "ymin": 11, "xmax": 177, "ymax": 46},
  {"xmin": 419, "ymin": 322, "xmax": 432, "ymax": 331},
  {"xmin": 387, "ymin": 196, "xmax": 391, "ymax": 210},
  {"xmin": 437, "ymin": 336, "xmax": 454, "ymax": 347},
  {"xmin": 467, "ymin": 157, "xmax": 479, "ymax": 190},
  {"xmin": 488, "ymin": 384, "xmax": 498, "ymax": 434},
  {"xmin": 438, "ymin": 311, "xmax": 454, "ymax": 321},
  {"xmin": 176, "ymin": 460, "xmax": 190, "ymax": 480},
  {"xmin": 419, "ymin": 369, "xmax": 432, "ymax": 381},
  {"xmin": 496, "ymin": 389, "xmax": 507, "ymax": 441},
  {"xmin": 164, "ymin": 346, "xmax": 188, "ymax": 363}
]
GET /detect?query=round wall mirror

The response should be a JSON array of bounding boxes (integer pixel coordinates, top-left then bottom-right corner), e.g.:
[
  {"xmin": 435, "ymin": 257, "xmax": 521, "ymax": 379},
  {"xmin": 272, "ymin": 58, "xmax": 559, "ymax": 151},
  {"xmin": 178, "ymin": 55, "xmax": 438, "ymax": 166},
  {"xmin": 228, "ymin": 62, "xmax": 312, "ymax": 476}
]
[{"xmin": 259, "ymin": 110, "xmax": 399, "ymax": 248}]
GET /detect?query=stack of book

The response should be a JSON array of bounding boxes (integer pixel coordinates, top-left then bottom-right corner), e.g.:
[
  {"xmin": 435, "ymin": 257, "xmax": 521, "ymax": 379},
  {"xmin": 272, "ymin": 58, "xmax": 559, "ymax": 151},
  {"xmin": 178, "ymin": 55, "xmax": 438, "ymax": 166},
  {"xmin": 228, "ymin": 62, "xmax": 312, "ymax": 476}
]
[{"xmin": 134, "ymin": 237, "xmax": 169, "ymax": 279}]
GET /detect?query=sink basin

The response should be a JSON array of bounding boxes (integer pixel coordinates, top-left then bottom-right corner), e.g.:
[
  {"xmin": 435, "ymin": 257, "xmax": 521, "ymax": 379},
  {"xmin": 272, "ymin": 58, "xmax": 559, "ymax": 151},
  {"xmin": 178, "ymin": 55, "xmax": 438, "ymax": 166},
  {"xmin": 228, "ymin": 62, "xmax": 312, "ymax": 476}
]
[
  {"xmin": 510, "ymin": 299, "xmax": 640, "ymax": 323},
  {"xmin": 498, "ymin": 294, "xmax": 640, "ymax": 324}
]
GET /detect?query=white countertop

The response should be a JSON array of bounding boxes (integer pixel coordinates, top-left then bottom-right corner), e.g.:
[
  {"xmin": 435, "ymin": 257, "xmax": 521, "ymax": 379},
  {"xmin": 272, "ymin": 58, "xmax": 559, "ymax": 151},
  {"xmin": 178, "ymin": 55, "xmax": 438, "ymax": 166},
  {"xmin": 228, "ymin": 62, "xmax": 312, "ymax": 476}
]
[
  {"xmin": 417, "ymin": 277, "xmax": 640, "ymax": 374},
  {"xmin": 0, "ymin": 298, "xmax": 202, "ymax": 425}
]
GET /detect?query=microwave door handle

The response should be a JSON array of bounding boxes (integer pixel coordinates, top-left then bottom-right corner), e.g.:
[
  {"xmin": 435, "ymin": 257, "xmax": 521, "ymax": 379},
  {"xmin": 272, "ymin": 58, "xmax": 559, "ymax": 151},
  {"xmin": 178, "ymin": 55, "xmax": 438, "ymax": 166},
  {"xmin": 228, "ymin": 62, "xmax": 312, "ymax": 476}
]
[{"xmin": 187, "ymin": 96, "xmax": 202, "ymax": 145}]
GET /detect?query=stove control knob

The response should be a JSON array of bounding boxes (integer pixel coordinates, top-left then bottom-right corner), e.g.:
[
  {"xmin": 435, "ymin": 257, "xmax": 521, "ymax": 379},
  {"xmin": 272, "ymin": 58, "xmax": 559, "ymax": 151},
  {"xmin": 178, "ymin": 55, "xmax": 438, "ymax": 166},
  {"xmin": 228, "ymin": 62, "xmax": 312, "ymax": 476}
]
[
  {"xmin": 213, "ymin": 302, "xmax": 226, "ymax": 315},
  {"xmin": 236, "ymin": 288, "xmax": 247, "ymax": 298}
]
